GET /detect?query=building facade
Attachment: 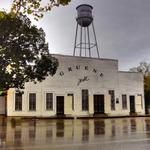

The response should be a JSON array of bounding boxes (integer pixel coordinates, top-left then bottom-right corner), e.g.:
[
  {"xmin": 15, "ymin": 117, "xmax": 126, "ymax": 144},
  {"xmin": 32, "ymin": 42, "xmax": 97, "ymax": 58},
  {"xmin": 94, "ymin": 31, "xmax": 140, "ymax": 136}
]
[{"xmin": 7, "ymin": 54, "xmax": 145, "ymax": 117}]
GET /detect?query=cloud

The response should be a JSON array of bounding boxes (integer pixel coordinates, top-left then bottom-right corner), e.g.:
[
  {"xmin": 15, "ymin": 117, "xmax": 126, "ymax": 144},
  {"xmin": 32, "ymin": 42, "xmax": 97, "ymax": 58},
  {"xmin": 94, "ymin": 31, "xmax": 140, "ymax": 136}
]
[{"xmin": 1, "ymin": 0, "xmax": 150, "ymax": 71}]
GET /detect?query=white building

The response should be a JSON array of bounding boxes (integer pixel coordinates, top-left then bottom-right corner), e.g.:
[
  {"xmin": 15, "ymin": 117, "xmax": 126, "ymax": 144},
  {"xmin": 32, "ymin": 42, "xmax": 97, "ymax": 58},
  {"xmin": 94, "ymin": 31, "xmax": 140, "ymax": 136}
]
[
  {"xmin": 5, "ymin": 4, "xmax": 145, "ymax": 118},
  {"xmin": 7, "ymin": 54, "xmax": 145, "ymax": 117}
]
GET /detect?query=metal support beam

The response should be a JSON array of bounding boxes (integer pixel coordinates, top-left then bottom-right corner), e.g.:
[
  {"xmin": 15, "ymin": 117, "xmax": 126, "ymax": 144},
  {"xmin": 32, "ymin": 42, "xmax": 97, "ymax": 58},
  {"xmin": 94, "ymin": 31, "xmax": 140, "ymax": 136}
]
[
  {"xmin": 73, "ymin": 22, "xmax": 100, "ymax": 58},
  {"xmin": 84, "ymin": 27, "xmax": 87, "ymax": 57},
  {"xmin": 92, "ymin": 22, "xmax": 100, "ymax": 58},
  {"xmin": 80, "ymin": 26, "xmax": 82, "ymax": 57},
  {"xmin": 87, "ymin": 27, "xmax": 91, "ymax": 57},
  {"xmin": 73, "ymin": 23, "xmax": 78, "ymax": 56}
]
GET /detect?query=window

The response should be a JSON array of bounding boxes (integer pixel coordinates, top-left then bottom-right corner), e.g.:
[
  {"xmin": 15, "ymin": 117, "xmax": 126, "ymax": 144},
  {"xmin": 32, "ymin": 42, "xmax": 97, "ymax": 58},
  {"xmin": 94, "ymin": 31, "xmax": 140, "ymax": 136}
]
[
  {"xmin": 46, "ymin": 93, "xmax": 53, "ymax": 110},
  {"xmin": 15, "ymin": 93, "xmax": 22, "ymax": 111},
  {"xmin": 82, "ymin": 90, "xmax": 89, "ymax": 111},
  {"xmin": 122, "ymin": 94, "xmax": 127, "ymax": 110},
  {"xmin": 29, "ymin": 93, "xmax": 36, "ymax": 111},
  {"xmin": 109, "ymin": 90, "xmax": 115, "ymax": 111},
  {"xmin": 67, "ymin": 93, "xmax": 74, "ymax": 110}
]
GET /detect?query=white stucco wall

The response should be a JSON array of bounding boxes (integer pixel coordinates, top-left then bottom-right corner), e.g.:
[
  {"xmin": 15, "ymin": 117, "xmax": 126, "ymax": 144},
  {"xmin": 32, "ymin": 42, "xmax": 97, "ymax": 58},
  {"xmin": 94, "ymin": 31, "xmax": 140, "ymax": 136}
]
[
  {"xmin": 118, "ymin": 71, "xmax": 145, "ymax": 115},
  {"xmin": 7, "ymin": 55, "xmax": 145, "ymax": 117}
]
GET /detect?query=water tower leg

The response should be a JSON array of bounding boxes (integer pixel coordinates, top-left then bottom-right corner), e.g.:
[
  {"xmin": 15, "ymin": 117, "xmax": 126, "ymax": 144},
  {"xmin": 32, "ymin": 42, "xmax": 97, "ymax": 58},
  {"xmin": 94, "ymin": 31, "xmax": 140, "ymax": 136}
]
[
  {"xmin": 92, "ymin": 22, "xmax": 100, "ymax": 58},
  {"xmin": 80, "ymin": 26, "xmax": 82, "ymax": 57},
  {"xmin": 73, "ymin": 23, "xmax": 78, "ymax": 56},
  {"xmin": 84, "ymin": 27, "xmax": 87, "ymax": 57},
  {"xmin": 87, "ymin": 27, "xmax": 91, "ymax": 57}
]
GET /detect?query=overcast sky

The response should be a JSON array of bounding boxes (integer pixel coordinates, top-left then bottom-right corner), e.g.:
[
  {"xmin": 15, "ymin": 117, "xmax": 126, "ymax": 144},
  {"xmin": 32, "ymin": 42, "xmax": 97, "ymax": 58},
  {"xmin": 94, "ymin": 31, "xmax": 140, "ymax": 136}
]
[{"xmin": 1, "ymin": 0, "xmax": 150, "ymax": 71}]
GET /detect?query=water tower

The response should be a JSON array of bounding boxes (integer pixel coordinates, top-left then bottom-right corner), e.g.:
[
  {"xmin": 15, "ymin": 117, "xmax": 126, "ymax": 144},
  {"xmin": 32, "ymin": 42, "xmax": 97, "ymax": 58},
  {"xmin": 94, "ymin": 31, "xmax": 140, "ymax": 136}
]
[{"xmin": 73, "ymin": 4, "xmax": 100, "ymax": 58}]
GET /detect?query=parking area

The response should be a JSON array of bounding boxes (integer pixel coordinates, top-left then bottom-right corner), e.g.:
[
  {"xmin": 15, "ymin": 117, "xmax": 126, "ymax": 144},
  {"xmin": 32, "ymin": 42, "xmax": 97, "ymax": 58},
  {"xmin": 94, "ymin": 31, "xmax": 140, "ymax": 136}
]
[{"xmin": 0, "ymin": 117, "xmax": 150, "ymax": 149}]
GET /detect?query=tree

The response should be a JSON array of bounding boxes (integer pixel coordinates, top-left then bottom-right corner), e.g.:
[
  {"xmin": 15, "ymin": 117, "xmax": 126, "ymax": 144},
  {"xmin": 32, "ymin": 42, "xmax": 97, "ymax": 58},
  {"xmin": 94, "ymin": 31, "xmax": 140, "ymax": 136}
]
[
  {"xmin": 0, "ymin": 11, "xmax": 58, "ymax": 95},
  {"xmin": 11, "ymin": 0, "xmax": 71, "ymax": 20},
  {"xmin": 130, "ymin": 62, "xmax": 150, "ymax": 76},
  {"xmin": 130, "ymin": 62, "xmax": 150, "ymax": 113},
  {"xmin": 0, "ymin": 0, "xmax": 71, "ymax": 95},
  {"xmin": 144, "ymin": 75, "xmax": 150, "ymax": 112}
]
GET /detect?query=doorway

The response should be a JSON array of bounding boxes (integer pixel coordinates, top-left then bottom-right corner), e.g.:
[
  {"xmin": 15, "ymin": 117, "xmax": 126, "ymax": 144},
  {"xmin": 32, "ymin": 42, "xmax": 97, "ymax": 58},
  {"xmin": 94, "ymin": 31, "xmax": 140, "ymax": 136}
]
[
  {"xmin": 56, "ymin": 96, "xmax": 64, "ymax": 115},
  {"xmin": 94, "ymin": 95, "xmax": 104, "ymax": 114},
  {"xmin": 129, "ymin": 96, "xmax": 135, "ymax": 113}
]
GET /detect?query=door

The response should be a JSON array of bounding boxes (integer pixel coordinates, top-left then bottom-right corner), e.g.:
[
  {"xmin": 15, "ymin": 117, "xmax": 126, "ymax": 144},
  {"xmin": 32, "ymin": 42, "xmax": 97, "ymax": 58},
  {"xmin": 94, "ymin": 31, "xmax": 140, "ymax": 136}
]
[
  {"xmin": 130, "ymin": 96, "xmax": 135, "ymax": 113},
  {"xmin": 94, "ymin": 95, "xmax": 104, "ymax": 114},
  {"xmin": 56, "ymin": 96, "xmax": 64, "ymax": 115}
]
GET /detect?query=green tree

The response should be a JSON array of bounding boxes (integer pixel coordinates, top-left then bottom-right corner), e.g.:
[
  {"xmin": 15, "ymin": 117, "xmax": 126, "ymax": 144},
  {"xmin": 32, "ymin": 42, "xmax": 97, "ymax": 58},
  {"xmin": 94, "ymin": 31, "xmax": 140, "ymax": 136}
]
[
  {"xmin": 130, "ymin": 62, "xmax": 150, "ymax": 76},
  {"xmin": 130, "ymin": 62, "xmax": 150, "ymax": 112},
  {"xmin": 0, "ymin": 0, "xmax": 71, "ymax": 95},
  {"xmin": 11, "ymin": 0, "xmax": 71, "ymax": 20},
  {"xmin": 0, "ymin": 11, "xmax": 58, "ymax": 95},
  {"xmin": 144, "ymin": 75, "xmax": 150, "ymax": 112}
]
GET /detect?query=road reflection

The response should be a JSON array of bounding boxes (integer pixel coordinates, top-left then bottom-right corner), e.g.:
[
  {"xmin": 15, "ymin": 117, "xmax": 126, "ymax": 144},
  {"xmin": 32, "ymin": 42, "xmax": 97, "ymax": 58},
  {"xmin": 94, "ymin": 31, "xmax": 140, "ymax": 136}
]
[
  {"xmin": 56, "ymin": 120, "xmax": 64, "ymax": 137},
  {"xmin": 0, "ymin": 117, "xmax": 150, "ymax": 149}
]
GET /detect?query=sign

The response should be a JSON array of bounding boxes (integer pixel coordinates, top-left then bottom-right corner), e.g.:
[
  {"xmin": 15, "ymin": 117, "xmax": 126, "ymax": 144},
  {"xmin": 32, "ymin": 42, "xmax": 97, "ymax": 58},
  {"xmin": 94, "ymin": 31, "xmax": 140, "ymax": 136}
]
[
  {"xmin": 77, "ymin": 76, "xmax": 90, "ymax": 86},
  {"xmin": 58, "ymin": 65, "xmax": 103, "ymax": 86}
]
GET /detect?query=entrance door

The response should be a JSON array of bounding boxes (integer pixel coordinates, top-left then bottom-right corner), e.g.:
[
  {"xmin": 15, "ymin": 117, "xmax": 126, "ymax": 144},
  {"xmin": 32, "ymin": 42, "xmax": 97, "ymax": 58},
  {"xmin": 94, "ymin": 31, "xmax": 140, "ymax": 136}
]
[
  {"xmin": 56, "ymin": 96, "xmax": 64, "ymax": 115},
  {"xmin": 94, "ymin": 95, "xmax": 104, "ymax": 114},
  {"xmin": 130, "ymin": 96, "xmax": 135, "ymax": 113}
]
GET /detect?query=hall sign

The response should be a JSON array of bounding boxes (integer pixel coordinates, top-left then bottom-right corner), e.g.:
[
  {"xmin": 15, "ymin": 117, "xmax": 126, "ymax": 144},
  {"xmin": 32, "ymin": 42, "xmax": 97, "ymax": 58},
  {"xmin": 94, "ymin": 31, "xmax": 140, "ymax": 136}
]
[{"xmin": 58, "ymin": 65, "xmax": 103, "ymax": 86}]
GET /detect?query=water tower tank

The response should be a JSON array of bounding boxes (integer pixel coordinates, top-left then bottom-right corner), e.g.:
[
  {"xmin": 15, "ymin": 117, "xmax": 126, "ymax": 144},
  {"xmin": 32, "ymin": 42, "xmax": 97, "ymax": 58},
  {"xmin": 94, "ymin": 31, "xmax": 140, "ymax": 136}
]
[{"xmin": 76, "ymin": 4, "xmax": 93, "ymax": 27}]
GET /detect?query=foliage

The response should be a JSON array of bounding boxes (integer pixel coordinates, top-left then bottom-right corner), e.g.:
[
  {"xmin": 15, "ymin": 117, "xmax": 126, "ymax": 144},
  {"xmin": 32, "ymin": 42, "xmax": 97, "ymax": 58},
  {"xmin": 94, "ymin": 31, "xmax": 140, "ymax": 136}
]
[
  {"xmin": 144, "ymin": 75, "xmax": 150, "ymax": 109},
  {"xmin": 0, "ymin": 11, "xmax": 58, "ymax": 93},
  {"xmin": 144, "ymin": 75, "xmax": 150, "ymax": 91},
  {"xmin": 130, "ymin": 62, "xmax": 150, "ymax": 76},
  {"xmin": 11, "ymin": 0, "xmax": 71, "ymax": 20},
  {"xmin": 0, "ymin": 1, "xmax": 71, "ymax": 95}
]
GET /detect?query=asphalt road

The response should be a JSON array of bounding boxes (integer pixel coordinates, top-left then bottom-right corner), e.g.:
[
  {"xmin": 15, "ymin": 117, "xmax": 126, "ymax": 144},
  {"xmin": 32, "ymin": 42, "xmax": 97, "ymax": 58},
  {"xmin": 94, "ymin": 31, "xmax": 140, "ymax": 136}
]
[{"xmin": 0, "ymin": 117, "xmax": 150, "ymax": 150}]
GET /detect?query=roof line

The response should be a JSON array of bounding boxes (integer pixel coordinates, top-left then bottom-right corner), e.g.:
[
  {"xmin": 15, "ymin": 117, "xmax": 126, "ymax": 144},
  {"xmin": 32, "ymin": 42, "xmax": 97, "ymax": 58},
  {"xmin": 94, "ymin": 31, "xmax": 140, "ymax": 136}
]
[
  {"xmin": 51, "ymin": 54, "xmax": 118, "ymax": 62},
  {"xmin": 119, "ymin": 71, "xmax": 143, "ymax": 74}
]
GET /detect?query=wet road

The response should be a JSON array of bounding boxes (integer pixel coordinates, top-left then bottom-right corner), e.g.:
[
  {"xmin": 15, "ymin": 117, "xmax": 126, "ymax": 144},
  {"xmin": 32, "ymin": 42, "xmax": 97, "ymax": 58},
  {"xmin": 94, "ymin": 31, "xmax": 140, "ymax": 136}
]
[{"xmin": 0, "ymin": 117, "xmax": 150, "ymax": 150}]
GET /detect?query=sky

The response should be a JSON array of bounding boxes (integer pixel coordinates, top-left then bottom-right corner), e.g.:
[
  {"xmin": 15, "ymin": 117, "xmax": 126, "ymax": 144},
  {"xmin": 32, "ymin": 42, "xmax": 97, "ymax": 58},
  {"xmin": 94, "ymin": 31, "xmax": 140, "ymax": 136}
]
[{"xmin": 1, "ymin": 0, "xmax": 150, "ymax": 71}]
